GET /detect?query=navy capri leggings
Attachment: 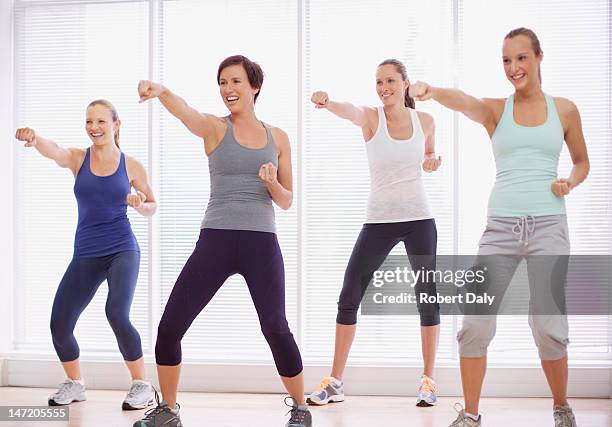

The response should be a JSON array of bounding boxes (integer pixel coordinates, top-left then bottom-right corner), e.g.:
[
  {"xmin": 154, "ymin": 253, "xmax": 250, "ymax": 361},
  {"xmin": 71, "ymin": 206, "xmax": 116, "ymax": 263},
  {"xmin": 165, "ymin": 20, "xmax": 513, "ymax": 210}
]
[
  {"xmin": 155, "ymin": 228, "xmax": 303, "ymax": 378},
  {"xmin": 50, "ymin": 250, "xmax": 143, "ymax": 362}
]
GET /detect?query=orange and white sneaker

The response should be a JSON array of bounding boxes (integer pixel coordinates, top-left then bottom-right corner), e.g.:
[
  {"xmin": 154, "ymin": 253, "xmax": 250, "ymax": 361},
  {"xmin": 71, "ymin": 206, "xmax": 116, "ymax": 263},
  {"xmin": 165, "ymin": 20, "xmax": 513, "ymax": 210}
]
[
  {"xmin": 306, "ymin": 376, "xmax": 344, "ymax": 405},
  {"xmin": 416, "ymin": 374, "xmax": 438, "ymax": 407}
]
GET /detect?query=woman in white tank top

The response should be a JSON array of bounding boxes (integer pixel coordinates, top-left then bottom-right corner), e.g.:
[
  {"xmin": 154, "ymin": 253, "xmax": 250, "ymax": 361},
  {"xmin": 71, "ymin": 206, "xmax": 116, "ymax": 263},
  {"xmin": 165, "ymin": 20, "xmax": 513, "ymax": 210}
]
[{"xmin": 307, "ymin": 59, "xmax": 443, "ymax": 408}]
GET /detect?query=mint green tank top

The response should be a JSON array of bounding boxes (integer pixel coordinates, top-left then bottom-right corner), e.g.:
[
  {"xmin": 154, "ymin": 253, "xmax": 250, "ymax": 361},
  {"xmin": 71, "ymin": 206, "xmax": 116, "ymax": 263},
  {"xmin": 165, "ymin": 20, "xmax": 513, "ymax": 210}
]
[{"xmin": 488, "ymin": 93, "xmax": 566, "ymax": 217}]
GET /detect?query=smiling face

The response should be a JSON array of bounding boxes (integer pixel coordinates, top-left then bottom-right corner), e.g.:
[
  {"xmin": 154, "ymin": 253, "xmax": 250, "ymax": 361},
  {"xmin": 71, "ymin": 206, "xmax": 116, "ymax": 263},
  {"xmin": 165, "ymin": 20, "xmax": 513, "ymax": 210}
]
[
  {"xmin": 376, "ymin": 63, "xmax": 409, "ymax": 107},
  {"xmin": 502, "ymin": 34, "xmax": 543, "ymax": 91},
  {"xmin": 85, "ymin": 104, "xmax": 119, "ymax": 147},
  {"xmin": 218, "ymin": 64, "xmax": 260, "ymax": 114}
]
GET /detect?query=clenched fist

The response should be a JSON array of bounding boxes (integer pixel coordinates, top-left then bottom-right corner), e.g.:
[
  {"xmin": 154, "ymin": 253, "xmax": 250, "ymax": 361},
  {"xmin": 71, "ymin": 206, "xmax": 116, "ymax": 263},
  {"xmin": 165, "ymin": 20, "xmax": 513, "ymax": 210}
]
[
  {"xmin": 551, "ymin": 178, "xmax": 572, "ymax": 198},
  {"xmin": 259, "ymin": 162, "xmax": 278, "ymax": 185},
  {"xmin": 409, "ymin": 81, "xmax": 434, "ymax": 102},
  {"xmin": 15, "ymin": 127, "xmax": 37, "ymax": 147},
  {"xmin": 311, "ymin": 91, "xmax": 329, "ymax": 109},
  {"xmin": 422, "ymin": 155, "xmax": 442, "ymax": 172},
  {"xmin": 138, "ymin": 80, "xmax": 164, "ymax": 103},
  {"xmin": 127, "ymin": 190, "xmax": 147, "ymax": 209}
]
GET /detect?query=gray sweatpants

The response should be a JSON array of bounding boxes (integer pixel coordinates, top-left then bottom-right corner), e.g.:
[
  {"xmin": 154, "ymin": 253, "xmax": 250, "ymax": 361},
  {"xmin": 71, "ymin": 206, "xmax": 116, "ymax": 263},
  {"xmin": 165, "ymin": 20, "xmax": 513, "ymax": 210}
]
[{"xmin": 457, "ymin": 215, "xmax": 570, "ymax": 360}]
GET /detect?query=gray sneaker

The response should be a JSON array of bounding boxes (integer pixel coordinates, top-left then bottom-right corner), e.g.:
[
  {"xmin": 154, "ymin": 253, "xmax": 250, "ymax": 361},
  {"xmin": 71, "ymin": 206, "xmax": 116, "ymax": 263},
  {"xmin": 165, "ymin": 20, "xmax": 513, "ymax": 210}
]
[
  {"xmin": 449, "ymin": 403, "xmax": 482, "ymax": 427},
  {"xmin": 306, "ymin": 376, "xmax": 344, "ymax": 405},
  {"xmin": 48, "ymin": 379, "xmax": 86, "ymax": 406},
  {"xmin": 554, "ymin": 405, "xmax": 577, "ymax": 427},
  {"xmin": 416, "ymin": 375, "xmax": 438, "ymax": 407},
  {"xmin": 133, "ymin": 389, "xmax": 182, "ymax": 427},
  {"xmin": 285, "ymin": 397, "xmax": 312, "ymax": 427},
  {"xmin": 122, "ymin": 380, "xmax": 154, "ymax": 410}
]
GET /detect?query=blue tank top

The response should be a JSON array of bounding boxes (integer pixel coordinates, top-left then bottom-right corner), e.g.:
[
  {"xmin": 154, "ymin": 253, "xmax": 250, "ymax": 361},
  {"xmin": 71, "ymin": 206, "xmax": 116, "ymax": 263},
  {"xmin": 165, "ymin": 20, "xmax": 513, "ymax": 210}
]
[
  {"xmin": 73, "ymin": 148, "xmax": 139, "ymax": 257},
  {"xmin": 488, "ymin": 93, "xmax": 566, "ymax": 217}
]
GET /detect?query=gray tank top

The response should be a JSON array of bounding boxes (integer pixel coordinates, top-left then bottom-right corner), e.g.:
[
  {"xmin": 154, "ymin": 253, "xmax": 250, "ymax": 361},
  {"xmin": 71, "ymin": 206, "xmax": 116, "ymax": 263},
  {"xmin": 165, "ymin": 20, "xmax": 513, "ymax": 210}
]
[{"xmin": 201, "ymin": 116, "xmax": 278, "ymax": 233}]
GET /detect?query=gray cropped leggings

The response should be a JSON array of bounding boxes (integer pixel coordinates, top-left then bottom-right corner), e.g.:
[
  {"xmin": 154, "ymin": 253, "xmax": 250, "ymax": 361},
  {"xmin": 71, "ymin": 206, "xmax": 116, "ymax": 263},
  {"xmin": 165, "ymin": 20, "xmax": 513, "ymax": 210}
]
[{"xmin": 457, "ymin": 215, "xmax": 570, "ymax": 360}]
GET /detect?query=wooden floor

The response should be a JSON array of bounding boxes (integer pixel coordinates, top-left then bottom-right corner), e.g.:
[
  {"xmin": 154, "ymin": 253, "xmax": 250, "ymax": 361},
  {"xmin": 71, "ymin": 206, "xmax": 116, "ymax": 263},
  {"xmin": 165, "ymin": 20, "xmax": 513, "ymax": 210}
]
[{"xmin": 0, "ymin": 387, "xmax": 610, "ymax": 426}]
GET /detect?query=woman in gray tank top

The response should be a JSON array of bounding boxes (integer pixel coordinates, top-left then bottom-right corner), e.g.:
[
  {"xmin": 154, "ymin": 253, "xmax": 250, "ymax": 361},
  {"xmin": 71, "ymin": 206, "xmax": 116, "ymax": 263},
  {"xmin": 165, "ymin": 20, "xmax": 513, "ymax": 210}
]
[{"xmin": 135, "ymin": 56, "xmax": 312, "ymax": 427}]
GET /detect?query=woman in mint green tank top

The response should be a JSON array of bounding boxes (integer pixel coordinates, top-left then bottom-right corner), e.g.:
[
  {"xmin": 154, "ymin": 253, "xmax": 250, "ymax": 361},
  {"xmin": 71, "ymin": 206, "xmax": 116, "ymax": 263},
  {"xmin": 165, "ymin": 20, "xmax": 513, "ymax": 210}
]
[{"xmin": 409, "ymin": 28, "xmax": 589, "ymax": 427}]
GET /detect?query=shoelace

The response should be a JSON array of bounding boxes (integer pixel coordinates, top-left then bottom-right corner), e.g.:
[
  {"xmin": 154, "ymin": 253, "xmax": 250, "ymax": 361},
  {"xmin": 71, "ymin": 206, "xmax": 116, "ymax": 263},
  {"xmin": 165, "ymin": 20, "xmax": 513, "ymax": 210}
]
[
  {"xmin": 126, "ymin": 382, "xmax": 147, "ymax": 400},
  {"xmin": 554, "ymin": 406, "xmax": 574, "ymax": 426},
  {"xmin": 284, "ymin": 396, "xmax": 307, "ymax": 424},
  {"xmin": 54, "ymin": 380, "xmax": 76, "ymax": 399},
  {"xmin": 315, "ymin": 377, "xmax": 333, "ymax": 392},
  {"xmin": 419, "ymin": 376, "xmax": 437, "ymax": 394},
  {"xmin": 142, "ymin": 387, "xmax": 180, "ymax": 421},
  {"xmin": 512, "ymin": 215, "xmax": 536, "ymax": 246}
]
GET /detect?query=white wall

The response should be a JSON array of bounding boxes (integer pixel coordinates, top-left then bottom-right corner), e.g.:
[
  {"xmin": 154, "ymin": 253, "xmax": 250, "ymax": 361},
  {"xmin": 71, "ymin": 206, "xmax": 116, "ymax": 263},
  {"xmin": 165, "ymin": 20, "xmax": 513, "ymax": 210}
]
[{"xmin": 0, "ymin": 0, "xmax": 14, "ymax": 385}]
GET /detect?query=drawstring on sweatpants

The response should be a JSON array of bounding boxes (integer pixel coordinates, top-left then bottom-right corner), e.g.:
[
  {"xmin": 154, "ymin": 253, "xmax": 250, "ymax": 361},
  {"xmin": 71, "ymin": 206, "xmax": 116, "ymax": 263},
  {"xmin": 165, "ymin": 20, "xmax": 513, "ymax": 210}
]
[{"xmin": 512, "ymin": 215, "xmax": 536, "ymax": 245}]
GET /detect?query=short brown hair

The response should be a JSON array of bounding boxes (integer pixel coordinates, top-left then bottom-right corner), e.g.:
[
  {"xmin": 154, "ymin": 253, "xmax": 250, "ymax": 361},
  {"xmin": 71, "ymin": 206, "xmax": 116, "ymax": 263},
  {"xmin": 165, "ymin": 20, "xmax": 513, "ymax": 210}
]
[{"xmin": 216, "ymin": 55, "xmax": 264, "ymax": 103}]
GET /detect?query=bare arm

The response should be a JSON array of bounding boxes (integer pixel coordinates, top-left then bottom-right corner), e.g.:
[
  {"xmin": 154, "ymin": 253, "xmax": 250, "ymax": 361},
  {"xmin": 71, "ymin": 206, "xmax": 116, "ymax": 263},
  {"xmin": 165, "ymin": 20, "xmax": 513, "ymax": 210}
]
[
  {"xmin": 259, "ymin": 128, "xmax": 293, "ymax": 210},
  {"xmin": 551, "ymin": 99, "xmax": 589, "ymax": 197},
  {"xmin": 15, "ymin": 127, "xmax": 82, "ymax": 174},
  {"xmin": 126, "ymin": 156, "xmax": 157, "ymax": 217},
  {"xmin": 311, "ymin": 91, "xmax": 371, "ymax": 127},
  {"xmin": 419, "ymin": 112, "xmax": 442, "ymax": 172},
  {"xmin": 138, "ymin": 80, "xmax": 218, "ymax": 142},
  {"xmin": 409, "ymin": 82, "xmax": 500, "ymax": 135}
]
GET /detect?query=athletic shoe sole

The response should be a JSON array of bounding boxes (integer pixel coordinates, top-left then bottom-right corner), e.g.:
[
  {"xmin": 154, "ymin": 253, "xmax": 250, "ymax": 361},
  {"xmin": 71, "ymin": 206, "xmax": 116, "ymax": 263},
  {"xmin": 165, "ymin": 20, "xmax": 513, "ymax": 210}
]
[
  {"xmin": 306, "ymin": 394, "xmax": 345, "ymax": 405},
  {"xmin": 416, "ymin": 398, "xmax": 438, "ymax": 407},
  {"xmin": 48, "ymin": 394, "xmax": 86, "ymax": 406},
  {"xmin": 122, "ymin": 398, "xmax": 154, "ymax": 411}
]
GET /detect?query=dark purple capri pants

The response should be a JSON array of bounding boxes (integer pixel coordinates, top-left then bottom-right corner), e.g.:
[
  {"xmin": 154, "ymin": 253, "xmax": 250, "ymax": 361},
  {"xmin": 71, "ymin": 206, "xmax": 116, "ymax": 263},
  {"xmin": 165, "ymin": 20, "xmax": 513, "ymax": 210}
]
[{"xmin": 155, "ymin": 228, "xmax": 303, "ymax": 378}]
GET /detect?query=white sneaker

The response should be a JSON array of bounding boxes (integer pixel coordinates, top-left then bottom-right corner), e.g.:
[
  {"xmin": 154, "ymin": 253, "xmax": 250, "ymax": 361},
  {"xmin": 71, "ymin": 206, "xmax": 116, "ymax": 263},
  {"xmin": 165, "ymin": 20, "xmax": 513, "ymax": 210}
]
[
  {"xmin": 416, "ymin": 374, "xmax": 438, "ymax": 407},
  {"xmin": 306, "ymin": 376, "xmax": 344, "ymax": 405},
  {"xmin": 449, "ymin": 403, "xmax": 482, "ymax": 427},
  {"xmin": 48, "ymin": 378, "xmax": 86, "ymax": 406},
  {"xmin": 122, "ymin": 380, "xmax": 154, "ymax": 410}
]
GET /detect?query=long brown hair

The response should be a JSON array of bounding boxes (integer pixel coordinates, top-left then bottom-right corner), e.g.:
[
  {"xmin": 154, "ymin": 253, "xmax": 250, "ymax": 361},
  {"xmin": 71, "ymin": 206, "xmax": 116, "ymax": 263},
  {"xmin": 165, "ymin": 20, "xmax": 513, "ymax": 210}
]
[
  {"xmin": 378, "ymin": 59, "xmax": 415, "ymax": 108},
  {"xmin": 87, "ymin": 99, "xmax": 120, "ymax": 148}
]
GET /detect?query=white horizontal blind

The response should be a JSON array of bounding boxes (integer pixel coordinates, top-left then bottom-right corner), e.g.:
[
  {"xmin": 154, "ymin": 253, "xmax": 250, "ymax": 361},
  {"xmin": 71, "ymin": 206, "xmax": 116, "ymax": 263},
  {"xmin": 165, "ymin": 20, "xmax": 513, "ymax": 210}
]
[
  {"xmin": 302, "ymin": 0, "xmax": 457, "ymax": 364},
  {"xmin": 157, "ymin": 0, "xmax": 298, "ymax": 363},
  {"xmin": 13, "ymin": 1, "xmax": 151, "ymax": 355},
  {"xmin": 457, "ymin": 0, "xmax": 611, "ymax": 360}
]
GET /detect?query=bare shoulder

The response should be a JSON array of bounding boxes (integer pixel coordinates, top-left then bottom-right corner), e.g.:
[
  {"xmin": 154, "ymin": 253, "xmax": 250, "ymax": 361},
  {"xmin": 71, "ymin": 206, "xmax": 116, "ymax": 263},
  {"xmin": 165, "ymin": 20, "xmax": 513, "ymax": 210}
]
[
  {"xmin": 268, "ymin": 125, "xmax": 291, "ymax": 154},
  {"xmin": 364, "ymin": 105, "xmax": 378, "ymax": 122},
  {"xmin": 482, "ymin": 98, "xmax": 506, "ymax": 122},
  {"xmin": 68, "ymin": 147, "xmax": 87, "ymax": 160},
  {"xmin": 204, "ymin": 113, "xmax": 227, "ymax": 126},
  {"xmin": 68, "ymin": 147, "xmax": 87, "ymax": 172},
  {"xmin": 204, "ymin": 113, "xmax": 228, "ymax": 139},
  {"xmin": 124, "ymin": 153, "xmax": 147, "ymax": 176},
  {"xmin": 483, "ymin": 98, "xmax": 506, "ymax": 111},
  {"xmin": 416, "ymin": 110, "xmax": 434, "ymax": 130},
  {"xmin": 552, "ymin": 96, "xmax": 578, "ymax": 115}
]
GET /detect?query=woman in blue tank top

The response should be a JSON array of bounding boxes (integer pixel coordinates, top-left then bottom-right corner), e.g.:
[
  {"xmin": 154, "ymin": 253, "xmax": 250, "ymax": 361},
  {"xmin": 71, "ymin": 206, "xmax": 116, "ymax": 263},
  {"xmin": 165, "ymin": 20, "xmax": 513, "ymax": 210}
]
[
  {"xmin": 136, "ymin": 56, "xmax": 312, "ymax": 427},
  {"xmin": 409, "ymin": 28, "xmax": 589, "ymax": 427},
  {"xmin": 15, "ymin": 100, "xmax": 157, "ymax": 411}
]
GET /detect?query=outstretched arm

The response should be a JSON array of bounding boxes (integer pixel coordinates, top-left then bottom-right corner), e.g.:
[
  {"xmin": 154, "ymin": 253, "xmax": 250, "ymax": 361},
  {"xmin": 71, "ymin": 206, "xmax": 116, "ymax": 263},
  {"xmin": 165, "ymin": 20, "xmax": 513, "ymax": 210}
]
[
  {"xmin": 138, "ymin": 80, "xmax": 218, "ymax": 142},
  {"xmin": 311, "ymin": 91, "xmax": 372, "ymax": 128},
  {"xmin": 409, "ymin": 82, "xmax": 500, "ymax": 135},
  {"xmin": 15, "ymin": 127, "xmax": 82, "ymax": 174}
]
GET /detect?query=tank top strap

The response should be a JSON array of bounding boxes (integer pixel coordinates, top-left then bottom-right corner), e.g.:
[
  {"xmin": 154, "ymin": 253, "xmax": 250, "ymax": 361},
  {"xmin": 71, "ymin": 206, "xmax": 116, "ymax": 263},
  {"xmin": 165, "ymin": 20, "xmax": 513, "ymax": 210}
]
[
  {"xmin": 409, "ymin": 108, "xmax": 424, "ymax": 138},
  {"xmin": 376, "ymin": 106, "xmax": 386, "ymax": 135}
]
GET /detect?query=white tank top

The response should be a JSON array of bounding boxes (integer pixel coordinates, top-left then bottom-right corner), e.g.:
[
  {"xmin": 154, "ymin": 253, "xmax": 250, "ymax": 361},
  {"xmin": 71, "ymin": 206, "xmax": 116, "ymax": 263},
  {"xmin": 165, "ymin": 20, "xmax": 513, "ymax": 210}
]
[{"xmin": 365, "ymin": 106, "xmax": 433, "ymax": 223}]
